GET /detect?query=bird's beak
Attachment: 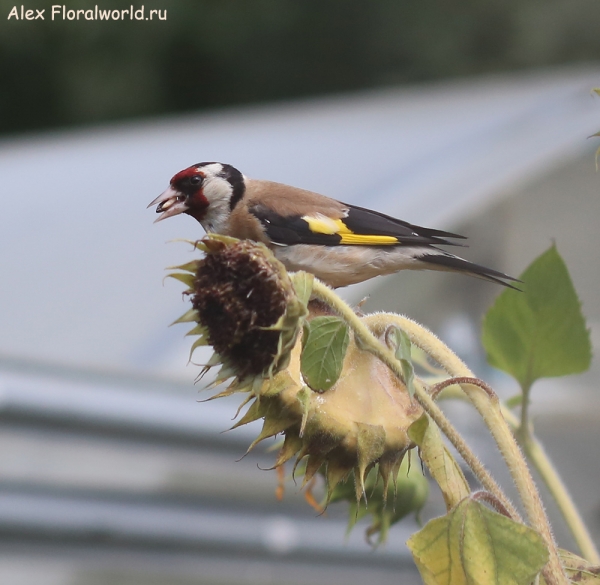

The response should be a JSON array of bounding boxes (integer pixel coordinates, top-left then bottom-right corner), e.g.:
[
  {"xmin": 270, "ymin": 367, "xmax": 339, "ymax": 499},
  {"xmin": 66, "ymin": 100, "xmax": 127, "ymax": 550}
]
[{"xmin": 147, "ymin": 187, "xmax": 188, "ymax": 223}]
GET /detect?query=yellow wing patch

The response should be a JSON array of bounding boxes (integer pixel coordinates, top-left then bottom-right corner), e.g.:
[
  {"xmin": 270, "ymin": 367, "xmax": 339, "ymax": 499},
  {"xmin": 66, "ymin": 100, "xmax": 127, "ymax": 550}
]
[
  {"xmin": 302, "ymin": 213, "xmax": 341, "ymax": 235},
  {"xmin": 337, "ymin": 232, "xmax": 399, "ymax": 245},
  {"xmin": 302, "ymin": 213, "xmax": 399, "ymax": 245}
]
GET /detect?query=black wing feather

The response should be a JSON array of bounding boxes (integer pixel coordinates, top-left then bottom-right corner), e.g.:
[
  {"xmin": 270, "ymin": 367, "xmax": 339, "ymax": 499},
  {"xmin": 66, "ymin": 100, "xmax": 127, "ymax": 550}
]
[
  {"xmin": 419, "ymin": 253, "xmax": 522, "ymax": 290},
  {"xmin": 250, "ymin": 202, "xmax": 467, "ymax": 247},
  {"xmin": 249, "ymin": 204, "xmax": 342, "ymax": 246},
  {"xmin": 342, "ymin": 203, "xmax": 466, "ymax": 246}
]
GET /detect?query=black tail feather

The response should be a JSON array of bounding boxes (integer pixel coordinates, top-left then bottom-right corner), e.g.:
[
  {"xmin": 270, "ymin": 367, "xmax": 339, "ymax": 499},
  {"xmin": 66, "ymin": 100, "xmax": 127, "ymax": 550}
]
[{"xmin": 419, "ymin": 253, "xmax": 522, "ymax": 290}]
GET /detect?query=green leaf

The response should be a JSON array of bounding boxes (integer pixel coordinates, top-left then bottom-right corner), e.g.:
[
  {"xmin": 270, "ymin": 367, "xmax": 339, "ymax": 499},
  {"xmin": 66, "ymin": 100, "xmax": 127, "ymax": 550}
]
[
  {"xmin": 386, "ymin": 326, "xmax": 416, "ymax": 398},
  {"xmin": 407, "ymin": 498, "xmax": 549, "ymax": 585},
  {"xmin": 300, "ymin": 316, "xmax": 349, "ymax": 391},
  {"xmin": 541, "ymin": 549, "xmax": 600, "ymax": 584},
  {"xmin": 482, "ymin": 245, "xmax": 591, "ymax": 391},
  {"xmin": 290, "ymin": 271, "xmax": 314, "ymax": 307},
  {"xmin": 408, "ymin": 414, "xmax": 470, "ymax": 510}
]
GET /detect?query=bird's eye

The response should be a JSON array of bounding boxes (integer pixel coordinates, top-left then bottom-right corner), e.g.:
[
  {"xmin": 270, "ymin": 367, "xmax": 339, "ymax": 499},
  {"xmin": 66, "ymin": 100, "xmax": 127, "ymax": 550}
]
[{"xmin": 189, "ymin": 175, "xmax": 203, "ymax": 186}]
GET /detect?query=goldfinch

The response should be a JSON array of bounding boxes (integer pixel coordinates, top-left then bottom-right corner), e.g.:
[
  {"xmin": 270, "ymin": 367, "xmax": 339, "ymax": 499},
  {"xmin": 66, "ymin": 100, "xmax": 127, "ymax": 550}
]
[{"xmin": 148, "ymin": 162, "xmax": 517, "ymax": 289}]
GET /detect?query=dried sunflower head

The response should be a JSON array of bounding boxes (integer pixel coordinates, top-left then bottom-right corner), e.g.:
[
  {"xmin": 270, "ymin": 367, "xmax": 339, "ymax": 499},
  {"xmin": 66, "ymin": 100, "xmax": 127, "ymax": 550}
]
[{"xmin": 168, "ymin": 235, "xmax": 309, "ymax": 390}]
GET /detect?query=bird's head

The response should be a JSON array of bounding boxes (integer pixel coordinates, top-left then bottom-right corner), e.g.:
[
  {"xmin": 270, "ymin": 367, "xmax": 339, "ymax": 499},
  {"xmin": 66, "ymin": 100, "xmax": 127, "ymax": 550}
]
[{"xmin": 148, "ymin": 162, "xmax": 245, "ymax": 229}]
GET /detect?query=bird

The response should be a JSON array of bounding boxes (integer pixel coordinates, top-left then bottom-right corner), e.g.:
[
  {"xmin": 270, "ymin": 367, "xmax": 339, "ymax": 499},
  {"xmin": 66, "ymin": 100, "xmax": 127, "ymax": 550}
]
[{"xmin": 148, "ymin": 162, "xmax": 518, "ymax": 289}]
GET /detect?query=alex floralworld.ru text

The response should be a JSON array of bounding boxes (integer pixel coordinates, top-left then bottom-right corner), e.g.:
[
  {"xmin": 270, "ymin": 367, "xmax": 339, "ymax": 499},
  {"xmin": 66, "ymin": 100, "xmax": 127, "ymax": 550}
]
[{"xmin": 7, "ymin": 5, "xmax": 167, "ymax": 21}]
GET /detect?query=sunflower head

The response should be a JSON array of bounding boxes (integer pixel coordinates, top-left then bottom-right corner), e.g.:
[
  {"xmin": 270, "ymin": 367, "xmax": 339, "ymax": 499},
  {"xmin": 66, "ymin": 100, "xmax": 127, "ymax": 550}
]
[
  {"xmin": 168, "ymin": 235, "xmax": 308, "ymax": 389},
  {"xmin": 167, "ymin": 236, "xmax": 424, "ymax": 541}
]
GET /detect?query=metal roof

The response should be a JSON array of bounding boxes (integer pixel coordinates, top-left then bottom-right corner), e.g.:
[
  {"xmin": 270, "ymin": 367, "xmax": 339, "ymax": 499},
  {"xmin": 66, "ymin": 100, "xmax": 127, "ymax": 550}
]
[{"xmin": 0, "ymin": 358, "xmax": 424, "ymax": 584}]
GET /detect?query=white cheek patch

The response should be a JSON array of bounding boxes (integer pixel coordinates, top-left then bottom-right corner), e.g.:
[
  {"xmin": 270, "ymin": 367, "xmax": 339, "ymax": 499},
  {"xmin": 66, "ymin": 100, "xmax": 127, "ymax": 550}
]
[{"xmin": 201, "ymin": 176, "xmax": 234, "ymax": 233}]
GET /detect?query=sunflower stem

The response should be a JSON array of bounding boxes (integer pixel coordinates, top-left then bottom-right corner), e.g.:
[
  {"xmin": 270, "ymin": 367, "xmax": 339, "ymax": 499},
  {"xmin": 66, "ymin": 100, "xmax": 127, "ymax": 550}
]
[
  {"xmin": 362, "ymin": 312, "xmax": 571, "ymax": 584},
  {"xmin": 310, "ymin": 284, "xmax": 568, "ymax": 584}
]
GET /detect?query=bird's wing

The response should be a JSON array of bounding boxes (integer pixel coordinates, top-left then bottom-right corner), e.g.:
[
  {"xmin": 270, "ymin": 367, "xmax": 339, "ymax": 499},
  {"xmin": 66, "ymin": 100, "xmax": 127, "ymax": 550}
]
[{"xmin": 248, "ymin": 201, "xmax": 467, "ymax": 247}]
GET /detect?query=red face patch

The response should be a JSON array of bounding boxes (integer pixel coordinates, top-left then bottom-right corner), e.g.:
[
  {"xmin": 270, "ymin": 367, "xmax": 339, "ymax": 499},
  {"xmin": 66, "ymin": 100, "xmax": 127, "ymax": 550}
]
[
  {"xmin": 171, "ymin": 166, "xmax": 202, "ymax": 186},
  {"xmin": 171, "ymin": 166, "xmax": 209, "ymax": 220}
]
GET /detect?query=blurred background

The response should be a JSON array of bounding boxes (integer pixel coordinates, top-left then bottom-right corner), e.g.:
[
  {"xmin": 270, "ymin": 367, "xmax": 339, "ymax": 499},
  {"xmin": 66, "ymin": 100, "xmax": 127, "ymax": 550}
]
[{"xmin": 0, "ymin": 1, "xmax": 599, "ymax": 584}]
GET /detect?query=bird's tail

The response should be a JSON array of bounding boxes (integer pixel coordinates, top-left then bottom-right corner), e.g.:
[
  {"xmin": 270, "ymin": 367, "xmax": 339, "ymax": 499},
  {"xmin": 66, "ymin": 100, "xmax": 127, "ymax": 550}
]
[{"xmin": 419, "ymin": 253, "xmax": 521, "ymax": 290}]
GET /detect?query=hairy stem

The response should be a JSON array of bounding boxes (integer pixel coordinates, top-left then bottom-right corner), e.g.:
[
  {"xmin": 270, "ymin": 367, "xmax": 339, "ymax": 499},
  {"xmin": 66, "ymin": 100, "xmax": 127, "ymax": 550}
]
[
  {"xmin": 518, "ymin": 381, "xmax": 533, "ymax": 445},
  {"xmin": 507, "ymin": 404, "xmax": 600, "ymax": 564},
  {"xmin": 429, "ymin": 377, "xmax": 600, "ymax": 563},
  {"xmin": 360, "ymin": 311, "xmax": 569, "ymax": 585},
  {"xmin": 392, "ymin": 312, "xmax": 598, "ymax": 565}
]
